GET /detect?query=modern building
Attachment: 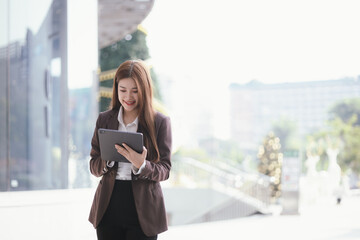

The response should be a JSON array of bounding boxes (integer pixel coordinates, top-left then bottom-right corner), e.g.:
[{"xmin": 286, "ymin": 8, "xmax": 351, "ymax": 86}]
[
  {"xmin": 0, "ymin": 0, "xmax": 68, "ymax": 191},
  {"xmin": 97, "ymin": 0, "xmax": 155, "ymax": 112},
  {"xmin": 68, "ymin": 87, "xmax": 98, "ymax": 188},
  {"xmin": 0, "ymin": 0, "xmax": 154, "ymax": 191},
  {"xmin": 229, "ymin": 77, "xmax": 360, "ymax": 151},
  {"xmin": 98, "ymin": 0, "xmax": 154, "ymax": 49}
]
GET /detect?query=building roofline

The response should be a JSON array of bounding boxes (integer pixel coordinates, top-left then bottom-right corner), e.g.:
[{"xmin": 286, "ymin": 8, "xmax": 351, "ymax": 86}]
[{"xmin": 230, "ymin": 76, "xmax": 360, "ymax": 90}]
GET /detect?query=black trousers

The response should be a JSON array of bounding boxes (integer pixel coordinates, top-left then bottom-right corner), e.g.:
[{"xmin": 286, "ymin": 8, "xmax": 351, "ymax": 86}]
[{"xmin": 97, "ymin": 180, "xmax": 157, "ymax": 240}]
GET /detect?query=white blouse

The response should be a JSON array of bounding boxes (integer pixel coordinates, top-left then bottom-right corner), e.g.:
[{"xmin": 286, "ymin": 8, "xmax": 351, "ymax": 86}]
[{"xmin": 106, "ymin": 107, "xmax": 146, "ymax": 180}]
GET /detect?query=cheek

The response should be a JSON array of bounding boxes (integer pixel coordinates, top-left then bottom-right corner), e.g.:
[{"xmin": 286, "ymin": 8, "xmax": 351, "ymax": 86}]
[{"xmin": 118, "ymin": 93, "xmax": 126, "ymax": 102}]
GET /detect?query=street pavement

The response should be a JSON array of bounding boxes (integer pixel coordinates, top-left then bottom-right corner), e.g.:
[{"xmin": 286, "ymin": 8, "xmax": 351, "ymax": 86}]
[
  {"xmin": 161, "ymin": 195, "xmax": 360, "ymax": 240},
  {"xmin": 0, "ymin": 189, "xmax": 359, "ymax": 240}
]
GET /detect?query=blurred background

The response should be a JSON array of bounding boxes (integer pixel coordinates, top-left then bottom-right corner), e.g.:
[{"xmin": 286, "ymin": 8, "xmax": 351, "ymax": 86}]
[{"xmin": 0, "ymin": 0, "xmax": 360, "ymax": 239}]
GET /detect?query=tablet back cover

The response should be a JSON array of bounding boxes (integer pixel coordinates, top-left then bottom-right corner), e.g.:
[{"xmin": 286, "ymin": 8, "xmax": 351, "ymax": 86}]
[{"xmin": 98, "ymin": 128, "xmax": 143, "ymax": 162}]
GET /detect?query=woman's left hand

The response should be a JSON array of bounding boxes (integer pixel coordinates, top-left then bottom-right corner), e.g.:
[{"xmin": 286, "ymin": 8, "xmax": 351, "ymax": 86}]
[{"xmin": 115, "ymin": 144, "xmax": 147, "ymax": 169}]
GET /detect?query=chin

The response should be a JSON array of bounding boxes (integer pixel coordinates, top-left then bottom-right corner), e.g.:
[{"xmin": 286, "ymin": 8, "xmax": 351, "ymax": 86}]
[{"xmin": 123, "ymin": 105, "xmax": 138, "ymax": 112}]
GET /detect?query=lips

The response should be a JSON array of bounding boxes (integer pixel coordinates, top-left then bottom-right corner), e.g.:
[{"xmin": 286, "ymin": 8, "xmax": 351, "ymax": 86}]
[{"xmin": 124, "ymin": 100, "xmax": 135, "ymax": 106}]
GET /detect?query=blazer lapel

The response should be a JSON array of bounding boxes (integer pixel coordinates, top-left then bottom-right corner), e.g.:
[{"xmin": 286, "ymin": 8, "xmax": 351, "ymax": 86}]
[
  {"xmin": 106, "ymin": 110, "xmax": 119, "ymax": 171},
  {"xmin": 107, "ymin": 110, "xmax": 119, "ymax": 130},
  {"xmin": 137, "ymin": 123, "xmax": 143, "ymax": 134}
]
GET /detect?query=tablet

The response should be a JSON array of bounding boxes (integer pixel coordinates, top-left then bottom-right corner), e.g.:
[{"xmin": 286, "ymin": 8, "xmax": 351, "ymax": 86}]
[{"xmin": 98, "ymin": 128, "xmax": 144, "ymax": 162}]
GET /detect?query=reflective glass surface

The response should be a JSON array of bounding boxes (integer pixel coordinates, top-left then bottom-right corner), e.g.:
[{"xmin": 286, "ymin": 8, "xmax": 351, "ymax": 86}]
[{"xmin": 0, "ymin": 0, "xmax": 68, "ymax": 190}]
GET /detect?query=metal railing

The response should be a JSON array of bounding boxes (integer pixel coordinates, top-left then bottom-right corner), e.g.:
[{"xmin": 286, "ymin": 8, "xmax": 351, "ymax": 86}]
[{"xmin": 170, "ymin": 156, "xmax": 273, "ymax": 222}]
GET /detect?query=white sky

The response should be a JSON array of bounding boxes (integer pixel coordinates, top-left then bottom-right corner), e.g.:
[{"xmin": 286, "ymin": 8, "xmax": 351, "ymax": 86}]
[
  {"xmin": 142, "ymin": 0, "xmax": 360, "ymax": 86},
  {"xmin": 3, "ymin": 0, "xmax": 359, "ymax": 89},
  {"xmin": 2, "ymin": 0, "xmax": 360, "ymax": 142},
  {"xmin": 141, "ymin": 0, "xmax": 360, "ymax": 142}
]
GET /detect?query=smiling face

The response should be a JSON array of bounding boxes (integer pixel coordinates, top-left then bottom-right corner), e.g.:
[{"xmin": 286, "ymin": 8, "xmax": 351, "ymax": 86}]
[{"xmin": 118, "ymin": 77, "xmax": 139, "ymax": 115}]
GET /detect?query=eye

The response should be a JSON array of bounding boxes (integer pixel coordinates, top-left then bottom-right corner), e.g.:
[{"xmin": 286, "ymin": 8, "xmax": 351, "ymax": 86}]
[
  {"xmin": 119, "ymin": 90, "xmax": 126, "ymax": 93},
  {"xmin": 133, "ymin": 90, "xmax": 138, "ymax": 93}
]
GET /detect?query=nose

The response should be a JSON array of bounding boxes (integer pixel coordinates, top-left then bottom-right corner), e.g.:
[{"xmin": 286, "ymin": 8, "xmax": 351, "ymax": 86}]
[{"xmin": 125, "ymin": 91, "xmax": 133, "ymax": 99}]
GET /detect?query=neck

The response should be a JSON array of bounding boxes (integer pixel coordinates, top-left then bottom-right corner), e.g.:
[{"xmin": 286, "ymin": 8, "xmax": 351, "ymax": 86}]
[{"xmin": 122, "ymin": 108, "xmax": 138, "ymax": 125}]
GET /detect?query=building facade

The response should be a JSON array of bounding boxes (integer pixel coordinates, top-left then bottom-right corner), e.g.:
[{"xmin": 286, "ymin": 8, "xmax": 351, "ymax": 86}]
[
  {"xmin": 0, "ymin": 0, "xmax": 155, "ymax": 191},
  {"xmin": 230, "ymin": 77, "xmax": 360, "ymax": 151},
  {"xmin": 97, "ymin": 0, "xmax": 154, "ymax": 112},
  {"xmin": 0, "ymin": 0, "xmax": 68, "ymax": 190}
]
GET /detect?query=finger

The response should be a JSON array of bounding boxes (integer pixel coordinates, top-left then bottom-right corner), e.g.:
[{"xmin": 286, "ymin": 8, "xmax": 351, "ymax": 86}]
[
  {"xmin": 122, "ymin": 143, "xmax": 136, "ymax": 154},
  {"xmin": 115, "ymin": 144, "xmax": 127, "ymax": 156},
  {"xmin": 114, "ymin": 144, "xmax": 122, "ymax": 152},
  {"xmin": 115, "ymin": 144, "xmax": 124, "ymax": 149},
  {"xmin": 142, "ymin": 146, "xmax": 147, "ymax": 157},
  {"xmin": 121, "ymin": 143, "xmax": 129, "ymax": 150}
]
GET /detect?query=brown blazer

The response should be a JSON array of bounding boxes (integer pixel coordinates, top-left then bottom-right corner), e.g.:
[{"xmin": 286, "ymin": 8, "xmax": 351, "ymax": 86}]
[{"xmin": 88, "ymin": 109, "xmax": 172, "ymax": 237}]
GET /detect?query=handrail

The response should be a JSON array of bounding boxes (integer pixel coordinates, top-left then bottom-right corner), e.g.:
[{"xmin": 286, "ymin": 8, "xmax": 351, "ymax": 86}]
[{"xmin": 171, "ymin": 157, "xmax": 272, "ymax": 207}]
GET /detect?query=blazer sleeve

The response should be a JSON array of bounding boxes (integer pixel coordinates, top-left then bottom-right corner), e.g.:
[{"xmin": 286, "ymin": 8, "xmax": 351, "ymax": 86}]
[
  {"xmin": 138, "ymin": 115, "xmax": 172, "ymax": 182},
  {"xmin": 89, "ymin": 113, "xmax": 109, "ymax": 177}
]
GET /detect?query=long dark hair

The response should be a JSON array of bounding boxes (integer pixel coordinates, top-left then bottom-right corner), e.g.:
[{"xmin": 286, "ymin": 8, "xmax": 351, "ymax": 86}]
[{"xmin": 111, "ymin": 60, "xmax": 159, "ymax": 162}]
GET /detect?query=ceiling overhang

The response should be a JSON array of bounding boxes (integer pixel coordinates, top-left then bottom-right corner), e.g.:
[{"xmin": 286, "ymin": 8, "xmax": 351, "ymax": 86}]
[{"xmin": 98, "ymin": 0, "xmax": 154, "ymax": 49}]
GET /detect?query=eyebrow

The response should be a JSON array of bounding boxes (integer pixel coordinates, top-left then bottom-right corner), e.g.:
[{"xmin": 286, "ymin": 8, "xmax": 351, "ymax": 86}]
[{"xmin": 119, "ymin": 85, "xmax": 137, "ymax": 89}]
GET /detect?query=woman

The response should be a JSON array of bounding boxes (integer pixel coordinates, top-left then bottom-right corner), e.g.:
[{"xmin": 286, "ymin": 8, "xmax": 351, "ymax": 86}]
[{"xmin": 88, "ymin": 60, "xmax": 172, "ymax": 240}]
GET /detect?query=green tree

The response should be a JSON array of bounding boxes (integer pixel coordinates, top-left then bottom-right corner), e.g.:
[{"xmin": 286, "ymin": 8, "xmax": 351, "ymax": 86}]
[
  {"xmin": 329, "ymin": 116, "xmax": 360, "ymax": 173},
  {"xmin": 272, "ymin": 117, "xmax": 299, "ymax": 151},
  {"xmin": 100, "ymin": 29, "xmax": 150, "ymax": 72},
  {"xmin": 307, "ymin": 98, "xmax": 360, "ymax": 175},
  {"xmin": 329, "ymin": 98, "xmax": 360, "ymax": 126},
  {"xmin": 328, "ymin": 98, "xmax": 360, "ymax": 174}
]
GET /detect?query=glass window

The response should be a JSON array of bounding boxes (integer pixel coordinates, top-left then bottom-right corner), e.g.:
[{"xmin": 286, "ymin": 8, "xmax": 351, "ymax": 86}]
[{"xmin": 0, "ymin": 0, "xmax": 68, "ymax": 190}]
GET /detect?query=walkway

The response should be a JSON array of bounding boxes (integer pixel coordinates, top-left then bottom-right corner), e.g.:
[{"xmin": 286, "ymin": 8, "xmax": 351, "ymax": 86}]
[
  {"xmin": 161, "ymin": 195, "xmax": 360, "ymax": 240},
  {"xmin": 0, "ymin": 189, "xmax": 359, "ymax": 240}
]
